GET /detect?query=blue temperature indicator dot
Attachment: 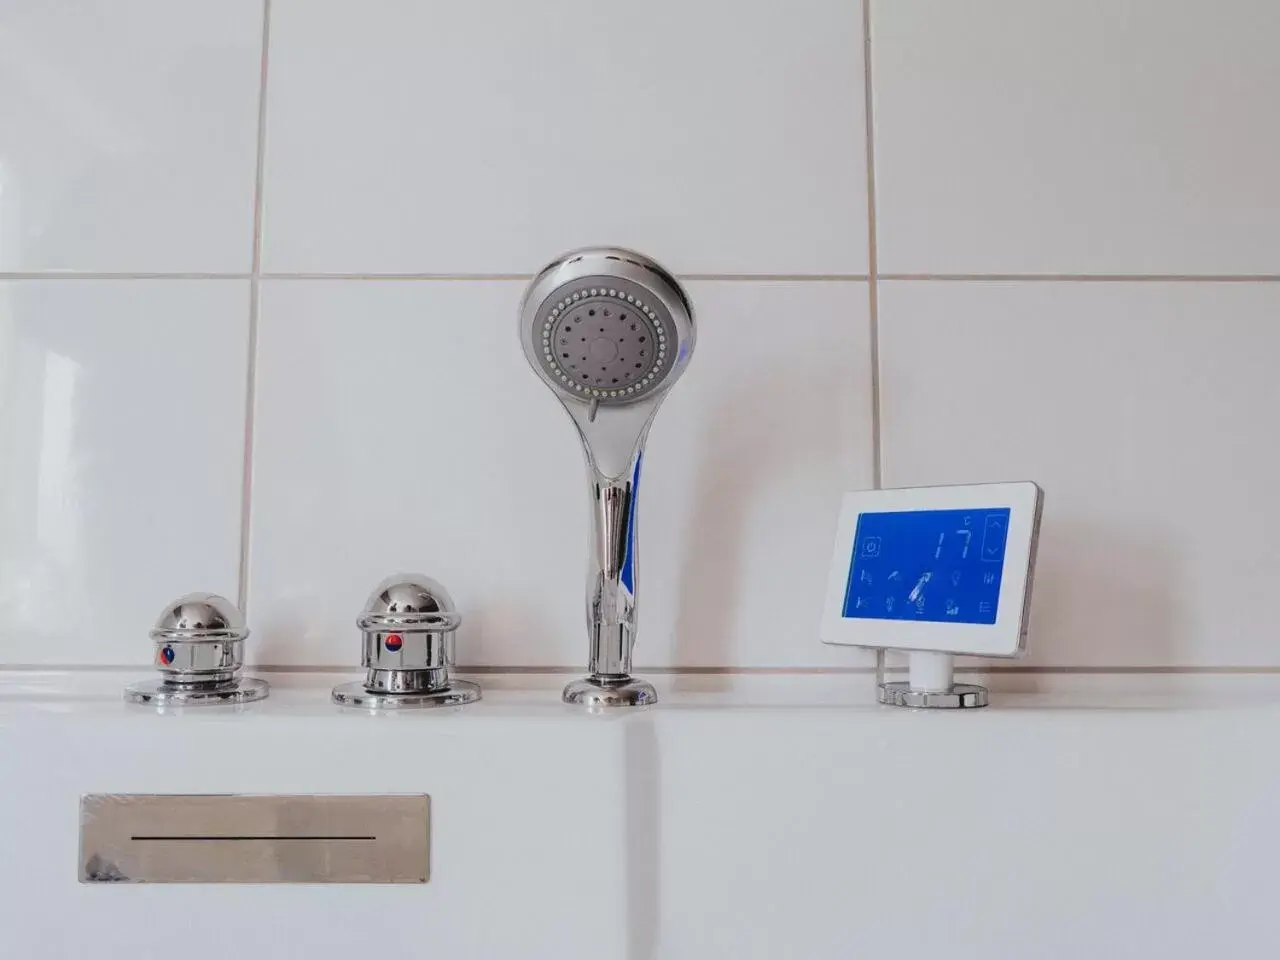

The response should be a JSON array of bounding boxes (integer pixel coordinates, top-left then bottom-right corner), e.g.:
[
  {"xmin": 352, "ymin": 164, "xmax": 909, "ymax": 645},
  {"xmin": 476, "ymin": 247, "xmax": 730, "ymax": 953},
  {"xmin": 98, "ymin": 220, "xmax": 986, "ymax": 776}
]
[
  {"xmin": 843, "ymin": 507, "xmax": 1011, "ymax": 626},
  {"xmin": 159, "ymin": 646, "xmax": 176, "ymax": 665}
]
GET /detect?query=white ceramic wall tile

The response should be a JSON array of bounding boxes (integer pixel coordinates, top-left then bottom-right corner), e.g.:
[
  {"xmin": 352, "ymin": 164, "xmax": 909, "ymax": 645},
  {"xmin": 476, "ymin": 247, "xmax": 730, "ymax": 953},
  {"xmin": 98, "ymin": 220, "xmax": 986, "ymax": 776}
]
[
  {"xmin": 248, "ymin": 280, "xmax": 872, "ymax": 668},
  {"xmin": 260, "ymin": 0, "xmax": 867, "ymax": 276},
  {"xmin": 0, "ymin": 281, "xmax": 249, "ymax": 665},
  {"xmin": 871, "ymin": 1, "xmax": 1280, "ymax": 276},
  {"xmin": 0, "ymin": 1, "xmax": 263, "ymax": 273},
  {"xmin": 878, "ymin": 280, "xmax": 1280, "ymax": 667}
]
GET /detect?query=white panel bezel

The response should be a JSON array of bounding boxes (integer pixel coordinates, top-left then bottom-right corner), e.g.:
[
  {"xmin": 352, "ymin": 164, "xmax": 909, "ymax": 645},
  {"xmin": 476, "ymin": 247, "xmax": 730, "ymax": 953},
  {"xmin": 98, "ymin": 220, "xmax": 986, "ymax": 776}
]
[{"xmin": 820, "ymin": 482, "xmax": 1043, "ymax": 657}]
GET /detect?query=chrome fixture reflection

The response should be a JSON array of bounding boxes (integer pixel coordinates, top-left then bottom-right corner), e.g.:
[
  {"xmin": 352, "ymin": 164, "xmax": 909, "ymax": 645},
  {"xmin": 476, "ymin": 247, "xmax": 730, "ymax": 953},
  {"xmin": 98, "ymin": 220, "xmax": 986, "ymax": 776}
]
[
  {"xmin": 519, "ymin": 247, "xmax": 696, "ymax": 706},
  {"xmin": 124, "ymin": 593, "xmax": 269, "ymax": 706},
  {"xmin": 331, "ymin": 573, "xmax": 480, "ymax": 709}
]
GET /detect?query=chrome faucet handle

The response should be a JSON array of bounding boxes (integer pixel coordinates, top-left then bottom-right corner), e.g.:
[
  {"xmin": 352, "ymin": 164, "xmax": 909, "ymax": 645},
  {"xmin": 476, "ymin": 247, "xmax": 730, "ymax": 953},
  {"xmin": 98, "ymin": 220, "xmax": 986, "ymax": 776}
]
[
  {"xmin": 124, "ymin": 593, "xmax": 269, "ymax": 706},
  {"xmin": 331, "ymin": 573, "xmax": 481, "ymax": 709}
]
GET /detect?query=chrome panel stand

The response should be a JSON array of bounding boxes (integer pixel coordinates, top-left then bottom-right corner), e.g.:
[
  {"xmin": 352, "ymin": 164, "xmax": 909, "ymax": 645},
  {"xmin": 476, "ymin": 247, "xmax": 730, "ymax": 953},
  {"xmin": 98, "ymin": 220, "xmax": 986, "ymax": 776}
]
[{"xmin": 877, "ymin": 650, "xmax": 988, "ymax": 710}]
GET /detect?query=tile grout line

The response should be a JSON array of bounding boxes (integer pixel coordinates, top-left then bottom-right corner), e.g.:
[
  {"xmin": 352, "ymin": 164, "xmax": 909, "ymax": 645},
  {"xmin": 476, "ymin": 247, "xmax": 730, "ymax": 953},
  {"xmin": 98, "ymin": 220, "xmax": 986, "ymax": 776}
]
[
  {"xmin": 861, "ymin": 0, "xmax": 888, "ymax": 682},
  {"xmin": 235, "ymin": 0, "xmax": 274, "ymax": 617},
  {"xmin": 0, "ymin": 272, "xmax": 873, "ymax": 282},
  {"xmin": 257, "ymin": 272, "xmax": 874, "ymax": 282},
  {"xmin": 879, "ymin": 273, "xmax": 1280, "ymax": 283},
  {"xmin": 2, "ymin": 271, "xmax": 1278, "ymax": 283},
  {"xmin": 0, "ymin": 273, "xmax": 254, "ymax": 280},
  {"xmin": 862, "ymin": 0, "xmax": 883, "ymax": 490},
  {"xmin": 10, "ymin": 664, "xmax": 1280, "ymax": 676}
]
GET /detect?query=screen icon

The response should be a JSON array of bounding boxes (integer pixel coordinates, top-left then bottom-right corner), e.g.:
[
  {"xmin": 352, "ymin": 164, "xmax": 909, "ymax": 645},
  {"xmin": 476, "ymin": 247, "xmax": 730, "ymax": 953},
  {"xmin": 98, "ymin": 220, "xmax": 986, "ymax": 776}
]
[{"xmin": 981, "ymin": 514, "xmax": 1007, "ymax": 562}]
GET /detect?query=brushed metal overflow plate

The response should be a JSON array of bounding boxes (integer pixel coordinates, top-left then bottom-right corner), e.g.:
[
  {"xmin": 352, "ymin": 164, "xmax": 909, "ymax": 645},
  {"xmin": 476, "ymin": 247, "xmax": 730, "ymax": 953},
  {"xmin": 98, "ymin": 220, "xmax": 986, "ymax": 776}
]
[{"xmin": 79, "ymin": 794, "xmax": 430, "ymax": 884}]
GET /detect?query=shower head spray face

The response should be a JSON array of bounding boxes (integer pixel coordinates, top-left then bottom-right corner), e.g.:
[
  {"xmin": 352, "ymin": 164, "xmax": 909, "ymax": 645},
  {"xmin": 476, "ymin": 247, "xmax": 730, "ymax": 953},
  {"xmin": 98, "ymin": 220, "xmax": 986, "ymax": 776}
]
[
  {"xmin": 520, "ymin": 248, "xmax": 696, "ymax": 479},
  {"xmin": 531, "ymin": 277, "xmax": 679, "ymax": 403},
  {"xmin": 519, "ymin": 248, "xmax": 696, "ymax": 706}
]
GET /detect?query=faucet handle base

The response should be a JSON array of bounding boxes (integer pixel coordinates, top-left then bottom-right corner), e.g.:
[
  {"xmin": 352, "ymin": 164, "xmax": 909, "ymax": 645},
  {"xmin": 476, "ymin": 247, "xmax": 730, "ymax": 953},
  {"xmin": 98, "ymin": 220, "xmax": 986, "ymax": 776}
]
[
  {"xmin": 332, "ymin": 678, "xmax": 481, "ymax": 710},
  {"xmin": 563, "ymin": 675, "xmax": 657, "ymax": 708},
  {"xmin": 125, "ymin": 675, "xmax": 269, "ymax": 708}
]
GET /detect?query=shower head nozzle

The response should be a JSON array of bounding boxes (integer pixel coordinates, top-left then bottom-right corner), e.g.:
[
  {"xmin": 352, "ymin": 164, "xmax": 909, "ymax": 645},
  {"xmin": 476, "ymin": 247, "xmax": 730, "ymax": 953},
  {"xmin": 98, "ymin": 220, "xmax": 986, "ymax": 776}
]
[{"xmin": 519, "ymin": 247, "xmax": 695, "ymax": 410}]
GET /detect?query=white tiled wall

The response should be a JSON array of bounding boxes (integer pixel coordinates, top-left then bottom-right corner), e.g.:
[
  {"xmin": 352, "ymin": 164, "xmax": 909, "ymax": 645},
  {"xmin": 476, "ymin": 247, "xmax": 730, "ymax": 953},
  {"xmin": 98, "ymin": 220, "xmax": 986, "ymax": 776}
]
[
  {"xmin": 879, "ymin": 281, "xmax": 1280, "ymax": 667},
  {"xmin": 872, "ymin": 0, "xmax": 1280, "ymax": 276},
  {"xmin": 261, "ymin": 0, "xmax": 868, "ymax": 276},
  {"xmin": 248, "ymin": 280, "xmax": 870, "ymax": 667},
  {"xmin": 0, "ymin": 1, "xmax": 264, "ymax": 273},
  {"xmin": 0, "ymin": 281, "xmax": 249, "ymax": 663},
  {"xmin": 3, "ymin": 0, "xmax": 1279, "ymax": 671}
]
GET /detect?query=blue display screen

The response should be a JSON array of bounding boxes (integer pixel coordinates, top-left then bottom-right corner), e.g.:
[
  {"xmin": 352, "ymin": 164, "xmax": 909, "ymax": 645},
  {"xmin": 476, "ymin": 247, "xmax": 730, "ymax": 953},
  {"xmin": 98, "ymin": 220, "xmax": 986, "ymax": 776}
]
[{"xmin": 842, "ymin": 508, "xmax": 1011, "ymax": 625}]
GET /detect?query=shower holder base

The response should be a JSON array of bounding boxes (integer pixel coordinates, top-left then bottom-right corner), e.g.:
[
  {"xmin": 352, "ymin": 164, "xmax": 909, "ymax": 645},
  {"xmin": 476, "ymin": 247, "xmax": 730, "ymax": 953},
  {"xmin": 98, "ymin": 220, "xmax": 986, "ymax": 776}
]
[{"xmin": 563, "ymin": 675, "xmax": 657, "ymax": 708}]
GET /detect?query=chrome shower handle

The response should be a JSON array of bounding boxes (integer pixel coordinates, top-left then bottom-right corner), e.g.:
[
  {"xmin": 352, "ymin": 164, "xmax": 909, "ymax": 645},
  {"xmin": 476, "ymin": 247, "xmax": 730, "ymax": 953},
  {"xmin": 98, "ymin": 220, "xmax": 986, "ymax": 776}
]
[
  {"xmin": 585, "ymin": 456, "xmax": 642, "ymax": 679},
  {"xmin": 519, "ymin": 247, "xmax": 694, "ymax": 707}
]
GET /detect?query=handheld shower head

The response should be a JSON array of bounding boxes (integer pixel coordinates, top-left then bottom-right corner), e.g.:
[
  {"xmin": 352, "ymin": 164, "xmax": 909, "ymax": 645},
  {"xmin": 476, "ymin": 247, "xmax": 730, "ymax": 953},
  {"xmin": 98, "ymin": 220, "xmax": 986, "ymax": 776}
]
[
  {"xmin": 521, "ymin": 248, "xmax": 696, "ymax": 474},
  {"xmin": 519, "ymin": 248, "xmax": 696, "ymax": 706}
]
